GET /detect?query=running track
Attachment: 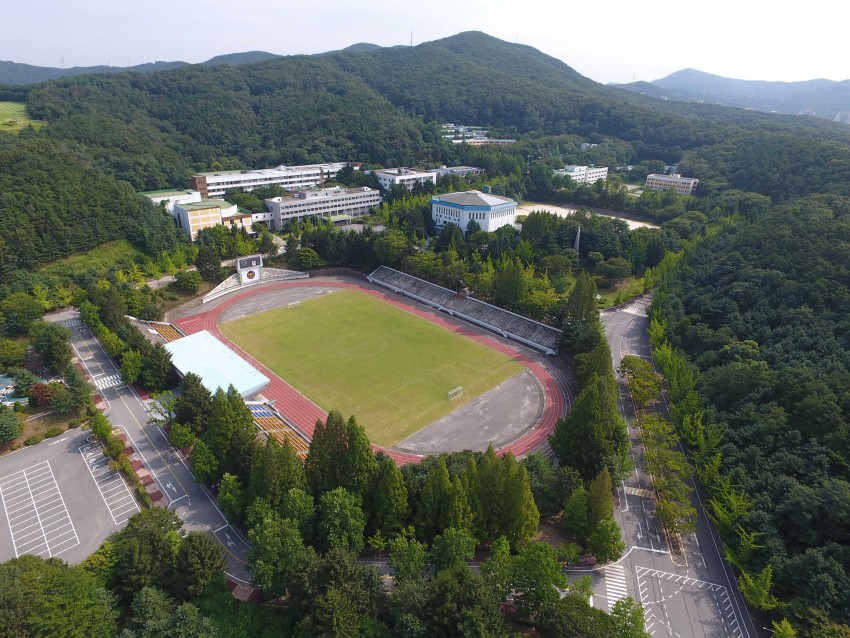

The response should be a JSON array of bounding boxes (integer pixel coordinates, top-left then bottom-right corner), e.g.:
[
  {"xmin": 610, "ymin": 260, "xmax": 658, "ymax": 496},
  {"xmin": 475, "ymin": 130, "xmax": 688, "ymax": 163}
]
[{"xmin": 173, "ymin": 280, "xmax": 571, "ymax": 464}]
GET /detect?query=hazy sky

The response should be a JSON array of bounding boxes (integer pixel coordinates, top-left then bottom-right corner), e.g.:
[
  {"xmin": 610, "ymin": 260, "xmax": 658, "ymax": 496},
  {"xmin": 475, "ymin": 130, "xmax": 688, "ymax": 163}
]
[{"xmin": 3, "ymin": 0, "xmax": 847, "ymax": 84}]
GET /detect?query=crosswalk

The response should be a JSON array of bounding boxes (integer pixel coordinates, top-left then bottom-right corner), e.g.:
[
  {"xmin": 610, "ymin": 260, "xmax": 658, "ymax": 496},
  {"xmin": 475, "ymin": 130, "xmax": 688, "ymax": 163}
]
[
  {"xmin": 603, "ymin": 564, "xmax": 629, "ymax": 611},
  {"xmin": 93, "ymin": 374, "xmax": 123, "ymax": 390},
  {"xmin": 61, "ymin": 318, "xmax": 83, "ymax": 329},
  {"xmin": 621, "ymin": 303, "xmax": 648, "ymax": 317},
  {"xmin": 625, "ymin": 486, "xmax": 655, "ymax": 499}
]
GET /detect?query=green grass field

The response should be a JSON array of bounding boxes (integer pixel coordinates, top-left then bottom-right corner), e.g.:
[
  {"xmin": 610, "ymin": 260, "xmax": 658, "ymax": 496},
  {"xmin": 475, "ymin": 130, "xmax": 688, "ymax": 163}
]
[
  {"xmin": 220, "ymin": 289, "xmax": 523, "ymax": 446},
  {"xmin": 0, "ymin": 102, "xmax": 43, "ymax": 134}
]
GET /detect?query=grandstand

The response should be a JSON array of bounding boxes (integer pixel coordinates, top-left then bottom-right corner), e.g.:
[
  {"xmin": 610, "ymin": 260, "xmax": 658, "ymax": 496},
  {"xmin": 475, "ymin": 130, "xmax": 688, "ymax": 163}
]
[
  {"xmin": 367, "ymin": 266, "xmax": 561, "ymax": 355},
  {"xmin": 247, "ymin": 402, "xmax": 311, "ymax": 459},
  {"xmin": 129, "ymin": 318, "xmax": 186, "ymax": 344}
]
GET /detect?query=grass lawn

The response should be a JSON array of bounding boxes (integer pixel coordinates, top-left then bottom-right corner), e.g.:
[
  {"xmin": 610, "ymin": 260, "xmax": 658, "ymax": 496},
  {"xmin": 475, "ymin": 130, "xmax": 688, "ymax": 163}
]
[
  {"xmin": 37, "ymin": 240, "xmax": 144, "ymax": 280},
  {"xmin": 0, "ymin": 101, "xmax": 44, "ymax": 134},
  {"xmin": 220, "ymin": 289, "xmax": 523, "ymax": 446}
]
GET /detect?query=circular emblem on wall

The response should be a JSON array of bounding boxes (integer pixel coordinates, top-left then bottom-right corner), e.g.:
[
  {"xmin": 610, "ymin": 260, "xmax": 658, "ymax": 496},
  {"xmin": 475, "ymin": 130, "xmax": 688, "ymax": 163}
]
[{"xmin": 246, "ymin": 269, "xmax": 257, "ymax": 280}]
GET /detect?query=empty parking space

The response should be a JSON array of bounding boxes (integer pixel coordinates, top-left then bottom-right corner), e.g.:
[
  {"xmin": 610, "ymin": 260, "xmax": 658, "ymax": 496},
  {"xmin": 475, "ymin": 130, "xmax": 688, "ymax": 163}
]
[
  {"xmin": 0, "ymin": 461, "xmax": 79, "ymax": 559},
  {"xmin": 80, "ymin": 440, "xmax": 140, "ymax": 525}
]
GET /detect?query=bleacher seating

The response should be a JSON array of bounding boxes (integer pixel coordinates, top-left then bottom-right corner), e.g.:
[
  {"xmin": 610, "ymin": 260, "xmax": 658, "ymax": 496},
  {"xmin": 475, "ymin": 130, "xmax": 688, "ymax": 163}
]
[
  {"xmin": 368, "ymin": 266, "xmax": 561, "ymax": 355},
  {"xmin": 248, "ymin": 403, "xmax": 311, "ymax": 458},
  {"xmin": 151, "ymin": 323, "xmax": 184, "ymax": 343}
]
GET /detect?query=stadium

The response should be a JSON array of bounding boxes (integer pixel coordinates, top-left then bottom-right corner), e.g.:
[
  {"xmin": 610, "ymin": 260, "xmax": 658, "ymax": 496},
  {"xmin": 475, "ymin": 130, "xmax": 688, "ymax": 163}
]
[{"xmin": 166, "ymin": 260, "xmax": 575, "ymax": 463}]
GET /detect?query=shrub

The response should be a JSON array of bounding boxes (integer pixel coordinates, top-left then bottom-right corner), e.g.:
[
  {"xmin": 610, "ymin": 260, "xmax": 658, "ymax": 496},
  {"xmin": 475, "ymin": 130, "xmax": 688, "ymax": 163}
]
[
  {"xmin": 25, "ymin": 435, "xmax": 44, "ymax": 446},
  {"xmin": 104, "ymin": 437, "xmax": 126, "ymax": 459},
  {"xmin": 45, "ymin": 426, "xmax": 64, "ymax": 438},
  {"xmin": 68, "ymin": 418, "xmax": 82, "ymax": 429}
]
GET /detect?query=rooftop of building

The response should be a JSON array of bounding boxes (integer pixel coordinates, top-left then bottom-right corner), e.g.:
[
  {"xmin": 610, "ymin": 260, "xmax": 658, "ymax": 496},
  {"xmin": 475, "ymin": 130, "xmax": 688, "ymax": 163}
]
[
  {"xmin": 433, "ymin": 190, "xmax": 516, "ymax": 207},
  {"xmin": 177, "ymin": 199, "xmax": 233, "ymax": 210},
  {"xmin": 140, "ymin": 189, "xmax": 198, "ymax": 198},
  {"xmin": 266, "ymin": 186, "xmax": 379, "ymax": 203},
  {"xmin": 195, "ymin": 162, "xmax": 347, "ymax": 178},
  {"xmin": 164, "ymin": 330, "xmax": 269, "ymax": 398},
  {"xmin": 373, "ymin": 167, "xmax": 436, "ymax": 176}
]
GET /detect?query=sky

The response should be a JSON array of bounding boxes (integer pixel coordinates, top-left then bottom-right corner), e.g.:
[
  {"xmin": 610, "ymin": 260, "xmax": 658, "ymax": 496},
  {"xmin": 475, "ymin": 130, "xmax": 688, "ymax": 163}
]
[{"xmin": 3, "ymin": 0, "xmax": 848, "ymax": 85}]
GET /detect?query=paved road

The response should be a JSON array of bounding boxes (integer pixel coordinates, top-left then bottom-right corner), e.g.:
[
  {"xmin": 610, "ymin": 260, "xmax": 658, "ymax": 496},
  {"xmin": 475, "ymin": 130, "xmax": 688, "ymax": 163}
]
[
  {"xmin": 48, "ymin": 310, "xmax": 252, "ymax": 585},
  {"xmin": 590, "ymin": 296, "xmax": 762, "ymax": 638}
]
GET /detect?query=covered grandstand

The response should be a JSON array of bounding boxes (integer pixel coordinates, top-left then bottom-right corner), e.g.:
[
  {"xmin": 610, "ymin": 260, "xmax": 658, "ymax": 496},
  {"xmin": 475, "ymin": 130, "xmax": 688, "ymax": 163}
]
[
  {"xmin": 367, "ymin": 266, "xmax": 561, "ymax": 355},
  {"xmin": 247, "ymin": 403, "xmax": 311, "ymax": 459}
]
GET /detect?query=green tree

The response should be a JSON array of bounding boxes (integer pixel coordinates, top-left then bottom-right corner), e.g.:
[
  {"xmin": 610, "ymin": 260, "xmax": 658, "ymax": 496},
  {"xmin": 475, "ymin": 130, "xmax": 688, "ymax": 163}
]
[
  {"xmin": 511, "ymin": 541, "xmax": 568, "ymax": 617},
  {"xmin": 190, "ymin": 440, "xmax": 219, "ymax": 484},
  {"xmin": 370, "ymin": 454, "xmax": 409, "ymax": 538},
  {"xmin": 738, "ymin": 564, "xmax": 780, "ymax": 611},
  {"xmin": 499, "ymin": 452, "xmax": 540, "ymax": 548},
  {"xmin": 550, "ymin": 377, "xmax": 607, "ymax": 481},
  {"xmin": 559, "ymin": 270, "xmax": 599, "ymax": 355},
  {"xmin": 317, "ymin": 487, "xmax": 366, "ymax": 554},
  {"xmin": 445, "ymin": 474, "xmax": 474, "ymax": 535},
  {"xmin": 609, "ymin": 597, "xmax": 650, "ymax": 638},
  {"xmin": 167, "ymin": 422, "xmax": 196, "ymax": 449},
  {"xmin": 388, "ymin": 529, "xmax": 428, "ymax": 582},
  {"xmin": 618, "ymin": 355, "xmax": 661, "ymax": 411},
  {"xmin": 120, "ymin": 349, "xmax": 143, "ymax": 385},
  {"xmin": 29, "ymin": 321, "xmax": 72, "ymax": 372},
  {"xmin": 218, "ymin": 473, "xmax": 245, "ymax": 524},
  {"xmin": 480, "ymin": 535, "xmax": 513, "ymax": 600},
  {"xmin": 0, "ymin": 407, "xmax": 21, "ymax": 443},
  {"xmin": 175, "ymin": 373, "xmax": 212, "ymax": 435},
  {"xmin": 278, "ymin": 487, "xmax": 316, "ymax": 541},
  {"xmin": 0, "ymin": 339, "xmax": 26, "ymax": 371},
  {"xmin": 89, "ymin": 412, "xmax": 113, "ymax": 442},
  {"xmin": 431, "ymin": 526, "xmax": 476, "ymax": 573},
  {"xmin": 342, "ymin": 414, "xmax": 377, "ymax": 501},
  {"xmin": 148, "ymin": 390, "xmax": 178, "ymax": 429},
  {"xmin": 247, "ymin": 512, "xmax": 308, "ymax": 599},
  {"xmin": 195, "ymin": 245, "xmax": 221, "ymax": 282},
  {"xmin": 770, "ymin": 618, "xmax": 797, "ymax": 638},
  {"xmin": 174, "ymin": 269, "xmax": 202, "ymax": 294},
  {"xmin": 588, "ymin": 518, "xmax": 625, "ymax": 563},
  {"xmin": 416, "ymin": 456, "xmax": 452, "ymax": 542},
  {"xmin": 115, "ymin": 508, "xmax": 182, "ymax": 595},
  {"xmin": 140, "ymin": 343, "xmax": 173, "ymax": 392},
  {"xmin": 1, "ymin": 292, "xmax": 45, "ymax": 334},
  {"xmin": 175, "ymin": 531, "xmax": 226, "ymax": 598},
  {"xmin": 248, "ymin": 435, "xmax": 305, "ymax": 509},
  {"xmin": 563, "ymin": 484, "xmax": 591, "ymax": 541},
  {"xmin": 587, "ymin": 466, "xmax": 614, "ymax": 530},
  {"xmin": 304, "ymin": 410, "xmax": 348, "ymax": 498}
]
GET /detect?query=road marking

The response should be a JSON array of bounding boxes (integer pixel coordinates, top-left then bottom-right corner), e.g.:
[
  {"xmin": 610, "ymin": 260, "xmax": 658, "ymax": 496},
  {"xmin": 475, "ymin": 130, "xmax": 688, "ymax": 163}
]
[
  {"xmin": 603, "ymin": 564, "xmax": 629, "ymax": 611},
  {"xmin": 0, "ymin": 461, "xmax": 79, "ymax": 558},
  {"xmin": 79, "ymin": 442, "xmax": 140, "ymax": 526},
  {"xmin": 625, "ymin": 486, "xmax": 656, "ymax": 499},
  {"xmin": 93, "ymin": 374, "xmax": 123, "ymax": 390}
]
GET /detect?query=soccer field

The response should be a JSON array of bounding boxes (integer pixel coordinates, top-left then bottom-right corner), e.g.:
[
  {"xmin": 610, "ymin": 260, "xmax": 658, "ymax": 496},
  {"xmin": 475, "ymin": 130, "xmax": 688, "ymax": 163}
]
[{"xmin": 219, "ymin": 289, "xmax": 524, "ymax": 446}]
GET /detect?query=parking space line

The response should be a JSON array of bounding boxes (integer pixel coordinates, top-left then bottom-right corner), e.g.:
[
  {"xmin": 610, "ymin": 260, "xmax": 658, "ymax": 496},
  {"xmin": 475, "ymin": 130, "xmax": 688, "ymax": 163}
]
[
  {"xmin": 79, "ymin": 442, "xmax": 140, "ymax": 526},
  {"xmin": 0, "ymin": 461, "xmax": 79, "ymax": 559}
]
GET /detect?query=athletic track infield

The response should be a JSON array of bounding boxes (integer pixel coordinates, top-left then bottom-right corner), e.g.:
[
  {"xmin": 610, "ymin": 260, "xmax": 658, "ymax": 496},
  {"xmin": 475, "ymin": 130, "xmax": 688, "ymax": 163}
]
[{"xmin": 173, "ymin": 279, "xmax": 570, "ymax": 464}]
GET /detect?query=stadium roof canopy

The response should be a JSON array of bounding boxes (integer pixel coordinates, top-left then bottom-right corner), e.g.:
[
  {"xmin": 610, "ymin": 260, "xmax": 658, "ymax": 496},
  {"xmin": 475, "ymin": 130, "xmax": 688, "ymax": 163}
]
[{"xmin": 164, "ymin": 330, "xmax": 269, "ymax": 398}]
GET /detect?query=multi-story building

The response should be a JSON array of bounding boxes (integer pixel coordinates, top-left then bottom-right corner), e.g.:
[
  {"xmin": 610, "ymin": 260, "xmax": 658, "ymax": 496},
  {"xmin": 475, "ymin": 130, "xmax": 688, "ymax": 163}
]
[
  {"xmin": 173, "ymin": 199, "xmax": 253, "ymax": 241},
  {"xmin": 645, "ymin": 173, "xmax": 699, "ymax": 195},
  {"xmin": 141, "ymin": 189, "xmax": 202, "ymax": 213},
  {"xmin": 435, "ymin": 165, "xmax": 485, "ymax": 178},
  {"xmin": 189, "ymin": 163, "xmax": 348, "ymax": 198},
  {"xmin": 441, "ymin": 123, "xmax": 516, "ymax": 146},
  {"xmin": 554, "ymin": 165, "xmax": 609, "ymax": 184},
  {"xmin": 373, "ymin": 167, "xmax": 437, "ymax": 192},
  {"xmin": 265, "ymin": 186, "xmax": 382, "ymax": 230},
  {"xmin": 431, "ymin": 190, "xmax": 518, "ymax": 233}
]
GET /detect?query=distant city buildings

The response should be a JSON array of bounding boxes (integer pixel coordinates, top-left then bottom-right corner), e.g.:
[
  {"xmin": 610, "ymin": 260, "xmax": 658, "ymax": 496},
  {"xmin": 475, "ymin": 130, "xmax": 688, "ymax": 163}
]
[
  {"xmin": 265, "ymin": 186, "xmax": 382, "ymax": 230},
  {"xmin": 372, "ymin": 167, "xmax": 437, "ymax": 192},
  {"xmin": 580, "ymin": 142, "xmax": 599, "ymax": 151},
  {"xmin": 431, "ymin": 190, "xmax": 518, "ymax": 233},
  {"xmin": 441, "ymin": 123, "xmax": 516, "ymax": 146},
  {"xmin": 645, "ymin": 173, "xmax": 699, "ymax": 195},
  {"xmin": 189, "ymin": 162, "xmax": 349, "ymax": 198},
  {"xmin": 554, "ymin": 165, "xmax": 608, "ymax": 184}
]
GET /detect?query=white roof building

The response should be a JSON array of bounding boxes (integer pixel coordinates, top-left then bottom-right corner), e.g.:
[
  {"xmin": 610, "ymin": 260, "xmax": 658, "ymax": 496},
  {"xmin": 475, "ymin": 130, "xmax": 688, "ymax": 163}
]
[
  {"xmin": 265, "ymin": 186, "xmax": 382, "ymax": 230},
  {"xmin": 141, "ymin": 189, "xmax": 202, "ymax": 213},
  {"xmin": 165, "ymin": 330, "xmax": 269, "ymax": 399},
  {"xmin": 431, "ymin": 190, "xmax": 518, "ymax": 233},
  {"xmin": 373, "ymin": 167, "xmax": 437, "ymax": 192},
  {"xmin": 189, "ymin": 163, "xmax": 348, "ymax": 198},
  {"xmin": 554, "ymin": 165, "xmax": 609, "ymax": 184},
  {"xmin": 173, "ymin": 199, "xmax": 251, "ymax": 241},
  {"xmin": 645, "ymin": 173, "xmax": 699, "ymax": 195}
]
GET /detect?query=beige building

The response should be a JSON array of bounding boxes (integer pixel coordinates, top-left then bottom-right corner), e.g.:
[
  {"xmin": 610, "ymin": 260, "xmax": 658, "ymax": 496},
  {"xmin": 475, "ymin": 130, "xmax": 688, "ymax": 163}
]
[
  {"xmin": 141, "ymin": 189, "xmax": 202, "ymax": 213},
  {"xmin": 174, "ymin": 199, "xmax": 252, "ymax": 241},
  {"xmin": 373, "ymin": 168, "xmax": 437, "ymax": 192},
  {"xmin": 265, "ymin": 186, "xmax": 382, "ymax": 230},
  {"xmin": 645, "ymin": 173, "xmax": 699, "ymax": 195}
]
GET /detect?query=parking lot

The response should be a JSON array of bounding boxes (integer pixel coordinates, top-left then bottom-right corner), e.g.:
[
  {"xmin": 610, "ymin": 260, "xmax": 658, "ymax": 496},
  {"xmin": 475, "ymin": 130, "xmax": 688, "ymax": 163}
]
[
  {"xmin": 80, "ymin": 438, "xmax": 139, "ymax": 526},
  {"xmin": 0, "ymin": 460, "xmax": 79, "ymax": 558},
  {"xmin": 0, "ymin": 427, "xmax": 135, "ymax": 563}
]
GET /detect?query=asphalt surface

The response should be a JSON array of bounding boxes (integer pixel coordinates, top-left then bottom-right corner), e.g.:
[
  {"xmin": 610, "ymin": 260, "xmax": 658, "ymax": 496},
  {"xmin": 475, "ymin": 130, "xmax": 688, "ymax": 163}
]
[
  {"xmin": 591, "ymin": 296, "xmax": 763, "ymax": 638},
  {"xmin": 47, "ymin": 309, "xmax": 252, "ymax": 584}
]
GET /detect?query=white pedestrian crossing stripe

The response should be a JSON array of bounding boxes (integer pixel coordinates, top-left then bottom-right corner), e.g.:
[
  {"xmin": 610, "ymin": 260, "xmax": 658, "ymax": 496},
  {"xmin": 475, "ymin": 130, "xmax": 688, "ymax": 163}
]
[
  {"xmin": 603, "ymin": 564, "xmax": 629, "ymax": 611},
  {"xmin": 622, "ymin": 303, "xmax": 648, "ymax": 317},
  {"xmin": 61, "ymin": 319, "xmax": 83, "ymax": 328},
  {"xmin": 93, "ymin": 374, "xmax": 123, "ymax": 390}
]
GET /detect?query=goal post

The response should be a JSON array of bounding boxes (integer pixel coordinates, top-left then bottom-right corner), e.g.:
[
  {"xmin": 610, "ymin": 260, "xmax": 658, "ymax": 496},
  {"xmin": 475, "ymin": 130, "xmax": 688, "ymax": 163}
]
[{"xmin": 448, "ymin": 386, "xmax": 463, "ymax": 401}]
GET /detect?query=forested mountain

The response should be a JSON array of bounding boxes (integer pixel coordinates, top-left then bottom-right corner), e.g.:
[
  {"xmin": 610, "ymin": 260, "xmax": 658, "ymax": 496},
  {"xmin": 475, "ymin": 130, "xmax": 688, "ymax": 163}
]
[
  {"xmin": 0, "ymin": 51, "xmax": 281, "ymax": 85},
  {"xmin": 613, "ymin": 68, "xmax": 850, "ymax": 122}
]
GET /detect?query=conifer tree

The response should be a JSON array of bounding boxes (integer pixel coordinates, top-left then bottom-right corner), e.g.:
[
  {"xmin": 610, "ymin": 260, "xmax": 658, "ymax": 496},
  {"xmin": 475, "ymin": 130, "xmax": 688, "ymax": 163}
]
[
  {"xmin": 204, "ymin": 388, "xmax": 236, "ymax": 464},
  {"xmin": 476, "ymin": 446, "xmax": 505, "ymax": 542},
  {"xmin": 499, "ymin": 453, "xmax": 540, "ymax": 548},
  {"xmin": 343, "ymin": 415, "xmax": 378, "ymax": 502},
  {"xmin": 549, "ymin": 377, "xmax": 607, "ymax": 480},
  {"xmin": 587, "ymin": 466, "xmax": 614, "ymax": 530},
  {"xmin": 562, "ymin": 485, "xmax": 590, "ymax": 541},
  {"xmin": 370, "ymin": 455, "xmax": 409, "ymax": 539},
  {"xmin": 445, "ymin": 475, "xmax": 474, "ymax": 536},
  {"xmin": 461, "ymin": 458, "xmax": 485, "ymax": 542},
  {"xmin": 174, "ymin": 372, "xmax": 212, "ymax": 435},
  {"xmin": 416, "ymin": 457, "xmax": 452, "ymax": 542},
  {"xmin": 305, "ymin": 410, "xmax": 348, "ymax": 498}
]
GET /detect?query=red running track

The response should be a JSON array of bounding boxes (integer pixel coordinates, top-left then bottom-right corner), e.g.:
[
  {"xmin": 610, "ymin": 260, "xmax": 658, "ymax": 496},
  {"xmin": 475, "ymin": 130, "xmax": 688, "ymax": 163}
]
[{"xmin": 173, "ymin": 280, "xmax": 566, "ymax": 465}]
